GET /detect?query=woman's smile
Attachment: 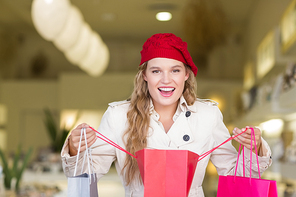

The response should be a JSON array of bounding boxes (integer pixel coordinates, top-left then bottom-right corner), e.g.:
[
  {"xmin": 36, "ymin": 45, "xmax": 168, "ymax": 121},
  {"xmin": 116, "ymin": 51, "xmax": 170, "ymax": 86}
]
[{"xmin": 158, "ymin": 87, "xmax": 175, "ymax": 97}]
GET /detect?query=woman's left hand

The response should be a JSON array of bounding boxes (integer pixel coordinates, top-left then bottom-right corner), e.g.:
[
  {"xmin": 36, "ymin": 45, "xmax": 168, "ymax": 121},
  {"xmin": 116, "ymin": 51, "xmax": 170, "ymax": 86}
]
[{"xmin": 232, "ymin": 126, "xmax": 262, "ymax": 153}]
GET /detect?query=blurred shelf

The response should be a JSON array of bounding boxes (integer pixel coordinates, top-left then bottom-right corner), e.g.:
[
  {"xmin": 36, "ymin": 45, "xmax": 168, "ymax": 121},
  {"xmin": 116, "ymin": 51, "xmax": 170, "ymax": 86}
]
[
  {"xmin": 256, "ymin": 28, "xmax": 296, "ymax": 85},
  {"xmin": 233, "ymin": 86, "xmax": 296, "ymax": 127},
  {"xmin": 280, "ymin": 0, "xmax": 296, "ymax": 56}
]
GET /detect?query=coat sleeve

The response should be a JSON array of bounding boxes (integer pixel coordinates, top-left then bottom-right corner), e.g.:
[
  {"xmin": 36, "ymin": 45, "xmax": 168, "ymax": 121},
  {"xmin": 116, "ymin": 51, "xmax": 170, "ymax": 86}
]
[
  {"xmin": 210, "ymin": 106, "xmax": 272, "ymax": 177},
  {"xmin": 61, "ymin": 106, "xmax": 117, "ymax": 180}
]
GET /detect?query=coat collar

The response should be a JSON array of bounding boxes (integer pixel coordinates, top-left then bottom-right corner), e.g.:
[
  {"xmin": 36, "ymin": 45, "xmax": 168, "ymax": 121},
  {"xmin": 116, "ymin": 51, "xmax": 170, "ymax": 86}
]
[
  {"xmin": 149, "ymin": 95, "xmax": 197, "ymax": 115},
  {"xmin": 148, "ymin": 95, "xmax": 196, "ymax": 147},
  {"xmin": 179, "ymin": 95, "xmax": 197, "ymax": 113}
]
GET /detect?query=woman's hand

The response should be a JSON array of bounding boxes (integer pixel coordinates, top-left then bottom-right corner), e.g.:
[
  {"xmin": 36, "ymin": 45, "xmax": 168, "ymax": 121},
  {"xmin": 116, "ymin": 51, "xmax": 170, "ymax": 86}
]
[
  {"xmin": 232, "ymin": 126, "xmax": 262, "ymax": 154},
  {"xmin": 68, "ymin": 123, "xmax": 97, "ymax": 156}
]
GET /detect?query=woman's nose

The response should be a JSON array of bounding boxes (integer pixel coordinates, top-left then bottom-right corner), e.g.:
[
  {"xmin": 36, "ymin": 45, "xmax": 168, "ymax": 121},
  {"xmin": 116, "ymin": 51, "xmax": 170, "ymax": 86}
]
[{"xmin": 161, "ymin": 72, "xmax": 171, "ymax": 83}]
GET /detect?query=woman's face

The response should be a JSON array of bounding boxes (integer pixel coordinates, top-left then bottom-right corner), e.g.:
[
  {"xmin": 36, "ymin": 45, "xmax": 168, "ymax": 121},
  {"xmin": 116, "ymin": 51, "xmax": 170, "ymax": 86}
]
[{"xmin": 143, "ymin": 58, "xmax": 189, "ymax": 110}]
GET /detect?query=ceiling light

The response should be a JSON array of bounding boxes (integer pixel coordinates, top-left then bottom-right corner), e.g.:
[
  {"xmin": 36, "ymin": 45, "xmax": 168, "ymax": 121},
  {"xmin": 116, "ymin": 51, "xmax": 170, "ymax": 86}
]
[
  {"xmin": 156, "ymin": 12, "xmax": 172, "ymax": 21},
  {"xmin": 45, "ymin": 0, "xmax": 53, "ymax": 4}
]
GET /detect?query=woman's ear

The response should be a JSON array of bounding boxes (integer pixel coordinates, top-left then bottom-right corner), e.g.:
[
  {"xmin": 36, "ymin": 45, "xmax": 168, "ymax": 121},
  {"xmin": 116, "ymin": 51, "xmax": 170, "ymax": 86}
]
[
  {"xmin": 185, "ymin": 71, "xmax": 189, "ymax": 81},
  {"xmin": 143, "ymin": 71, "xmax": 147, "ymax": 81}
]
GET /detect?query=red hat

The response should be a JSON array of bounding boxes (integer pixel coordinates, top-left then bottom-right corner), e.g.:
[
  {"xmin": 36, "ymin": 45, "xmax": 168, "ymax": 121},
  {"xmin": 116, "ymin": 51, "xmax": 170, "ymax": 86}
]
[{"xmin": 140, "ymin": 33, "xmax": 198, "ymax": 76}]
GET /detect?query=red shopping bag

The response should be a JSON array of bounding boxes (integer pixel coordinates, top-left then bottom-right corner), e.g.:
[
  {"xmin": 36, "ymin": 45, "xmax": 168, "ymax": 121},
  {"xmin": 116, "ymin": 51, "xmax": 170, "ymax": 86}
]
[
  {"xmin": 135, "ymin": 149, "xmax": 199, "ymax": 197},
  {"xmin": 91, "ymin": 126, "xmax": 199, "ymax": 197},
  {"xmin": 217, "ymin": 128, "xmax": 278, "ymax": 197}
]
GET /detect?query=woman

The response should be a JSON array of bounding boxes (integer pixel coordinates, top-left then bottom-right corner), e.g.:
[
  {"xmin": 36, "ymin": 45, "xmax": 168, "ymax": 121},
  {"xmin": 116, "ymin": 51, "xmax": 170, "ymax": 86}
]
[{"xmin": 61, "ymin": 33, "xmax": 272, "ymax": 196}]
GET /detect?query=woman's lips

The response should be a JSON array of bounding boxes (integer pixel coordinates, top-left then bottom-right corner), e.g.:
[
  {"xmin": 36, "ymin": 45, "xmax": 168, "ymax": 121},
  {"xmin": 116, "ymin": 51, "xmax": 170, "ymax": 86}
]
[{"xmin": 158, "ymin": 87, "xmax": 175, "ymax": 97}]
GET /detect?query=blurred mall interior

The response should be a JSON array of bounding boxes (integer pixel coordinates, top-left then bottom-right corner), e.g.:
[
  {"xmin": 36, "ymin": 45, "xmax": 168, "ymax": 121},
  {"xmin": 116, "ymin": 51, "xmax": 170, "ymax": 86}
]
[{"xmin": 0, "ymin": 0, "xmax": 296, "ymax": 196}]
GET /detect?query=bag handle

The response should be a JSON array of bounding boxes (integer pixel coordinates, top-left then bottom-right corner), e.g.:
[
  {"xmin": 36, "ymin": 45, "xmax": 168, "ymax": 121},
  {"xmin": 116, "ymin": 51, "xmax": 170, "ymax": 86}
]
[
  {"xmin": 74, "ymin": 128, "xmax": 84, "ymax": 176},
  {"xmin": 89, "ymin": 126, "xmax": 252, "ymax": 162},
  {"xmin": 197, "ymin": 128, "xmax": 248, "ymax": 161},
  {"xmin": 74, "ymin": 128, "xmax": 96, "ymax": 183},
  {"xmin": 233, "ymin": 127, "xmax": 260, "ymax": 182},
  {"xmin": 89, "ymin": 126, "xmax": 137, "ymax": 158}
]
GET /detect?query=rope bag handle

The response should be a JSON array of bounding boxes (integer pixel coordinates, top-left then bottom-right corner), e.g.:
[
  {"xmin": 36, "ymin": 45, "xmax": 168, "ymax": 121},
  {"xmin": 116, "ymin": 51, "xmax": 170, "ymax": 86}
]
[
  {"xmin": 74, "ymin": 128, "xmax": 96, "ymax": 184},
  {"xmin": 233, "ymin": 127, "xmax": 261, "ymax": 182},
  {"xmin": 89, "ymin": 126, "xmax": 251, "ymax": 161},
  {"xmin": 197, "ymin": 128, "xmax": 248, "ymax": 161},
  {"xmin": 89, "ymin": 126, "xmax": 137, "ymax": 158}
]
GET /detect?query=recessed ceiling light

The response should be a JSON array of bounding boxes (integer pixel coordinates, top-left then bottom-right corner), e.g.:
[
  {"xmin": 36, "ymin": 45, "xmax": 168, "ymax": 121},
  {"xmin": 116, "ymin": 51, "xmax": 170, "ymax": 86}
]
[
  {"xmin": 156, "ymin": 12, "xmax": 172, "ymax": 21},
  {"xmin": 44, "ymin": 0, "xmax": 53, "ymax": 4}
]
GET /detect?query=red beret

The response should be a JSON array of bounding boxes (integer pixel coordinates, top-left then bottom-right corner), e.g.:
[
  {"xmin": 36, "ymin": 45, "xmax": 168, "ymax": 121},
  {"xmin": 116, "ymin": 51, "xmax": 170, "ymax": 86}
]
[{"xmin": 140, "ymin": 33, "xmax": 198, "ymax": 76}]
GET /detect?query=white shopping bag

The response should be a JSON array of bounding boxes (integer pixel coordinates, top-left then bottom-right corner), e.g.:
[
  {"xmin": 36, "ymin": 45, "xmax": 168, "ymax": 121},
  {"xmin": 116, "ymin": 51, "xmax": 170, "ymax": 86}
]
[{"xmin": 67, "ymin": 128, "xmax": 98, "ymax": 197}]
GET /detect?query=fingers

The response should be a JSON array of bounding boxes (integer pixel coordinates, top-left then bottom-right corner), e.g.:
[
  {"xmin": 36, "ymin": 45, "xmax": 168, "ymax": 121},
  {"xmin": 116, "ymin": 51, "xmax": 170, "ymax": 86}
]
[
  {"xmin": 69, "ymin": 123, "xmax": 97, "ymax": 156},
  {"xmin": 232, "ymin": 127, "xmax": 252, "ymax": 149},
  {"xmin": 75, "ymin": 135, "xmax": 97, "ymax": 153},
  {"xmin": 72, "ymin": 123, "xmax": 90, "ymax": 135},
  {"xmin": 232, "ymin": 127, "xmax": 262, "ymax": 150}
]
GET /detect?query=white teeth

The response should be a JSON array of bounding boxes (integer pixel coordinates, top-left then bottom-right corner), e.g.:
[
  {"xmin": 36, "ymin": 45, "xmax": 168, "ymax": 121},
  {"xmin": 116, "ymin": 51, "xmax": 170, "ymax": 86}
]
[{"xmin": 159, "ymin": 87, "xmax": 175, "ymax": 91}]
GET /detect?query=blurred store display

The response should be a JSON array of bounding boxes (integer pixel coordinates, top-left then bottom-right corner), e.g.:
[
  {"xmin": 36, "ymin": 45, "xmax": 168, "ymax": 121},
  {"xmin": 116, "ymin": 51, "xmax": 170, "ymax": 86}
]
[
  {"xmin": 284, "ymin": 183, "xmax": 296, "ymax": 197},
  {"xmin": 285, "ymin": 141, "xmax": 296, "ymax": 163}
]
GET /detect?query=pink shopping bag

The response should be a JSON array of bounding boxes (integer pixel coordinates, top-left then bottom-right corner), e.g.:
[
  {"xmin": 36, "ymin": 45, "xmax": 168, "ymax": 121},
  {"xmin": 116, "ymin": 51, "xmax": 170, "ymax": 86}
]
[
  {"xmin": 217, "ymin": 128, "xmax": 278, "ymax": 197},
  {"xmin": 217, "ymin": 175, "xmax": 277, "ymax": 197},
  {"xmin": 135, "ymin": 149, "xmax": 199, "ymax": 197},
  {"xmin": 91, "ymin": 126, "xmax": 200, "ymax": 197}
]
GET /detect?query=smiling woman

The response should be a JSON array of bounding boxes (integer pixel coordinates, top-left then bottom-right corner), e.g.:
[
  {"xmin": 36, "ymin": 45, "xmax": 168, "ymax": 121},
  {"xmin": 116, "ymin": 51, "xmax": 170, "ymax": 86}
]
[{"xmin": 61, "ymin": 33, "xmax": 272, "ymax": 197}]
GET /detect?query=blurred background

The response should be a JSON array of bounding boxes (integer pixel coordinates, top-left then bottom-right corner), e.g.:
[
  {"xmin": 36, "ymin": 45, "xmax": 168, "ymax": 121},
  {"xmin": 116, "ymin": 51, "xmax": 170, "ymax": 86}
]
[{"xmin": 0, "ymin": 0, "xmax": 296, "ymax": 196}]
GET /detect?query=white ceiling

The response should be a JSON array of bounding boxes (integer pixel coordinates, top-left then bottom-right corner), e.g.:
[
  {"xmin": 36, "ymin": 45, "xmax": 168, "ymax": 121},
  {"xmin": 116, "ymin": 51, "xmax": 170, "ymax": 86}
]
[
  {"xmin": 0, "ymin": 0, "xmax": 258, "ymax": 79},
  {"xmin": 0, "ymin": 0, "xmax": 256, "ymax": 39}
]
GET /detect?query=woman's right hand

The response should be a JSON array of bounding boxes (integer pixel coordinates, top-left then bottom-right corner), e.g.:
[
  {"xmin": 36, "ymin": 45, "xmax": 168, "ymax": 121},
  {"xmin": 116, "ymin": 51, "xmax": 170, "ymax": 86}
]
[{"xmin": 68, "ymin": 123, "xmax": 97, "ymax": 156}]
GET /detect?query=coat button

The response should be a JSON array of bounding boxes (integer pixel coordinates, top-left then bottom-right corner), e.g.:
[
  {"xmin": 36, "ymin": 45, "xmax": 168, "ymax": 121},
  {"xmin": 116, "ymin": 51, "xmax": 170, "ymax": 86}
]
[
  {"xmin": 185, "ymin": 111, "xmax": 191, "ymax": 117},
  {"xmin": 183, "ymin": 134, "xmax": 190, "ymax": 141}
]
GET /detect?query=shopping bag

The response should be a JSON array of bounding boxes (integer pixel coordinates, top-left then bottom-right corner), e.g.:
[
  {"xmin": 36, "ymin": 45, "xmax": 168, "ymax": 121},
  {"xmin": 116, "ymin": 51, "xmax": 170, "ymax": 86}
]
[
  {"xmin": 217, "ymin": 128, "xmax": 278, "ymax": 197},
  {"xmin": 67, "ymin": 128, "xmax": 99, "ymax": 197},
  {"xmin": 217, "ymin": 175, "xmax": 277, "ymax": 197},
  {"xmin": 90, "ymin": 126, "xmax": 199, "ymax": 197},
  {"xmin": 135, "ymin": 149, "xmax": 199, "ymax": 197},
  {"xmin": 67, "ymin": 173, "xmax": 98, "ymax": 197}
]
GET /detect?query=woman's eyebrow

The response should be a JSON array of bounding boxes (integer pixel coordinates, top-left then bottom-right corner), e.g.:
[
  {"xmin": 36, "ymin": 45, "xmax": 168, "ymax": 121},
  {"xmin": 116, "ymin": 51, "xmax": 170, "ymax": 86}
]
[
  {"xmin": 172, "ymin": 65, "xmax": 183, "ymax": 68},
  {"xmin": 148, "ymin": 66, "xmax": 160, "ymax": 70},
  {"xmin": 148, "ymin": 65, "xmax": 183, "ymax": 70}
]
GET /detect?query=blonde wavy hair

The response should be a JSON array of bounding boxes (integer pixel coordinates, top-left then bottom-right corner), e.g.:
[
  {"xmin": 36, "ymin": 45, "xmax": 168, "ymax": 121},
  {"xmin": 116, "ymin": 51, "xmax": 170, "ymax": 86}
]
[{"xmin": 122, "ymin": 62, "xmax": 197, "ymax": 185}]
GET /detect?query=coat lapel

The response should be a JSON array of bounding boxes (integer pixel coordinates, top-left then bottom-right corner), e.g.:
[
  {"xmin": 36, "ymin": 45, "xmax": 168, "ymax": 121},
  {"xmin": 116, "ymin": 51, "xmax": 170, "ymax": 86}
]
[{"xmin": 167, "ymin": 111, "xmax": 194, "ymax": 147}]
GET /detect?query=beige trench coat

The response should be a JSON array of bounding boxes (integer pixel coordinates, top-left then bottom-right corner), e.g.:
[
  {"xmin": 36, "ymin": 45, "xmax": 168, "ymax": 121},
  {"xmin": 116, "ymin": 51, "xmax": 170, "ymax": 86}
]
[{"xmin": 61, "ymin": 96, "xmax": 272, "ymax": 197}]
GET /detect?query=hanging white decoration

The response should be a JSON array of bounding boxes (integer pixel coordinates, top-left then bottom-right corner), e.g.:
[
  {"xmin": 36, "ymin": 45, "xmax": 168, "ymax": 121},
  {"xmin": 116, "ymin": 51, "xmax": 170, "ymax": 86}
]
[
  {"xmin": 31, "ymin": 0, "xmax": 71, "ymax": 41},
  {"xmin": 84, "ymin": 43, "xmax": 109, "ymax": 77},
  {"xmin": 31, "ymin": 0, "xmax": 110, "ymax": 77},
  {"xmin": 53, "ymin": 5, "xmax": 83, "ymax": 51},
  {"xmin": 65, "ymin": 24, "xmax": 92, "ymax": 65},
  {"xmin": 80, "ymin": 32, "xmax": 104, "ymax": 70}
]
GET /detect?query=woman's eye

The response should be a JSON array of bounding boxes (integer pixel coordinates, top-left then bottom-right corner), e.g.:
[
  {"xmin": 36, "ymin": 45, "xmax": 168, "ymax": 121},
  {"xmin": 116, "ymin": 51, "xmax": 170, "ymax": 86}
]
[
  {"xmin": 152, "ymin": 70, "xmax": 160, "ymax": 73},
  {"xmin": 172, "ymin": 69, "xmax": 180, "ymax": 73}
]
